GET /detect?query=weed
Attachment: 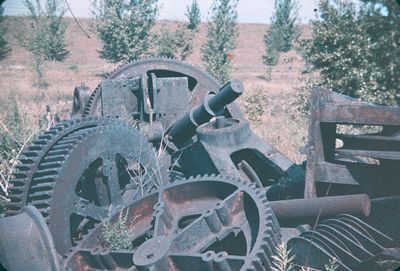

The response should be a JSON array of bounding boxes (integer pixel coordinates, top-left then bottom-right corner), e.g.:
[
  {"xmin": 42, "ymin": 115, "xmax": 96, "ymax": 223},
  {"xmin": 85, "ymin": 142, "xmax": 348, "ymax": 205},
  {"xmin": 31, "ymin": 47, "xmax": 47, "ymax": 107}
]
[
  {"xmin": 324, "ymin": 258, "xmax": 339, "ymax": 271},
  {"xmin": 0, "ymin": 93, "xmax": 38, "ymax": 211},
  {"xmin": 102, "ymin": 208, "xmax": 133, "ymax": 250},
  {"xmin": 272, "ymin": 243, "xmax": 295, "ymax": 271},
  {"xmin": 243, "ymin": 86, "xmax": 268, "ymax": 126},
  {"xmin": 68, "ymin": 63, "xmax": 79, "ymax": 72}
]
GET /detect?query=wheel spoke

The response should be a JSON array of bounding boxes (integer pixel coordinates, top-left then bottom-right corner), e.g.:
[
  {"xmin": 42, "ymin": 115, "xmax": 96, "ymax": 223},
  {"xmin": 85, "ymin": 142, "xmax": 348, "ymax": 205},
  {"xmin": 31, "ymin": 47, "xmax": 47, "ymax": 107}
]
[
  {"xmin": 153, "ymin": 194, "xmax": 174, "ymax": 237},
  {"xmin": 73, "ymin": 196, "xmax": 109, "ymax": 221},
  {"xmin": 103, "ymin": 155, "xmax": 123, "ymax": 205},
  {"xmin": 170, "ymin": 190, "xmax": 247, "ymax": 254},
  {"xmin": 169, "ymin": 212, "xmax": 232, "ymax": 253}
]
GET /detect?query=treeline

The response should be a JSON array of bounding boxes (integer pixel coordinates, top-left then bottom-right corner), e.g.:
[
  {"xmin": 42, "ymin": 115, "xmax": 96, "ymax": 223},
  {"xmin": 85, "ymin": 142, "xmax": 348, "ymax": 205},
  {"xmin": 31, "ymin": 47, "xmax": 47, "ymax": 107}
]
[{"xmin": 0, "ymin": 0, "xmax": 399, "ymax": 106}]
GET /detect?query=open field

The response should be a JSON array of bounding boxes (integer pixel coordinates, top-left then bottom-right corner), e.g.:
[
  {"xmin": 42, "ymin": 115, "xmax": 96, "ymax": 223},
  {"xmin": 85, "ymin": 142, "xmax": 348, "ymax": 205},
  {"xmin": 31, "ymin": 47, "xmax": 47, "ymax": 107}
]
[{"xmin": 0, "ymin": 17, "xmax": 311, "ymax": 163}]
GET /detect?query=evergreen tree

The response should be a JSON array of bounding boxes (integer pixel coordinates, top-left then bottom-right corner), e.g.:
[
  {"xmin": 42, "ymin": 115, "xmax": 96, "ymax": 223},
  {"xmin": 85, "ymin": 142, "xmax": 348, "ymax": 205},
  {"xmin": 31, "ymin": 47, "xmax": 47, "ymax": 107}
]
[
  {"xmin": 263, "ymin": 0, "xmax": 300, "ymax": 71},
  {"xmin": 93, "ymin": 0, "xmax": 158, "ymax": 63},
  {"xmin": 17, "ymin": 0, "xmax": 68, "ymax": 87},
  {"xmin": 202, "ymin": 0, "xmax": 238, "ymax": 83},
  {"xmin": 185, "ymin": 0, "xmax": 201, "ymax": 30},
  {"xmin": 18, "ymin": 0, "xmax": 68, "ymax": 61},
  {"xmin": 44, "ymin": 0, "xmax": 69, "ymax": 61},
  {"xmin": 0, "ymin": 6, "xmax": 11, "ymax": 60},
  {"xmin": 300, "ymin": 0, "xmax": 400, "ymax": 105}
]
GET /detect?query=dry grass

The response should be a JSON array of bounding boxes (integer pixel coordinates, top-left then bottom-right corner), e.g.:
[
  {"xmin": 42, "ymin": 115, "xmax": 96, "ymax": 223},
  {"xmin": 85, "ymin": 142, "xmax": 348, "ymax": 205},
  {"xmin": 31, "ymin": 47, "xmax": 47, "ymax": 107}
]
[{"xmin": 0, "ymin": 17, "xmax": 311, "ymax": 164}]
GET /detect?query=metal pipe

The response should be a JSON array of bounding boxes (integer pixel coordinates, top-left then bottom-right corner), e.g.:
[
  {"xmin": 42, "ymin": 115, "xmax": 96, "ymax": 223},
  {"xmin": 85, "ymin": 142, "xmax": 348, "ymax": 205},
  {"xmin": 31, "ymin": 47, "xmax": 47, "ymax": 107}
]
[
  {"xmin": 167, "ymin": 80, "xmax": 244, "ymax": 144},
  {"xmin": 269, "ymin": 194, "xmax": 371, "ymax": 220}
]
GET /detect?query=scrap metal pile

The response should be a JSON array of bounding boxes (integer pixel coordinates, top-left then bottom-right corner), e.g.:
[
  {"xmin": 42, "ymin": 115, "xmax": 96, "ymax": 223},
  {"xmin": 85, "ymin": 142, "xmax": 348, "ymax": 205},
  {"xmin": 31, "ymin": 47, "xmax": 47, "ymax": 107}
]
[{"xmin": 0, "ymin": 59, "xmax": 399, "ymax": 271}]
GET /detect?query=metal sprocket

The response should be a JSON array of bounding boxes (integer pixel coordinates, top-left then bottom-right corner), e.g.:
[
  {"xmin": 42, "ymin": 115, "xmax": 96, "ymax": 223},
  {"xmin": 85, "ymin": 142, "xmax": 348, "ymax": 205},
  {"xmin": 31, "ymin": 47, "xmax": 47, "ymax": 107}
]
[
  {"xmin": 64, "ymin": 175, "xmax": 281, "ymax": 271},
  {"xmin": 7, "ymin": 118, "xmax": 165, "ymax": 255}
]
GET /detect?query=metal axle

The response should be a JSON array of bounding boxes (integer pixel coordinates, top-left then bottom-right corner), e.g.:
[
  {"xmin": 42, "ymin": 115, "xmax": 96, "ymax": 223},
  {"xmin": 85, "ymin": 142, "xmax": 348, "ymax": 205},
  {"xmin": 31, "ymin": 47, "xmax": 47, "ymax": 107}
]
[{"xmin": 269, "ymin": 194, "xmax": 371, "ymax": 220}]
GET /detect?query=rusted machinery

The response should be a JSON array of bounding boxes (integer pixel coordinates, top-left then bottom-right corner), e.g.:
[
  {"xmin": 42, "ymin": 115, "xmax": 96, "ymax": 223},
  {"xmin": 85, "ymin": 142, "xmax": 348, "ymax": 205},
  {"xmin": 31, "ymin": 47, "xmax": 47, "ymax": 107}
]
[{"xmin": 0, "ymin": 59, "xmax": 399, "ymax": 271}]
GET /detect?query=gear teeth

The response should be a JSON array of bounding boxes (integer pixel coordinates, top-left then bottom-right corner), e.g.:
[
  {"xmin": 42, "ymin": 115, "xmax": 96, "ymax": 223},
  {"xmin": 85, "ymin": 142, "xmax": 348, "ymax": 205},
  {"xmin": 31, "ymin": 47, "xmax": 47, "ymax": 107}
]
[
  {"xmin": 47, "ymin": 149, "xmax": 69, "ymax": 156},
  {"xmin": 32, "ymin": 139, "xmax": 47, "ymax": 145},
  {"xmin": 12, "ymin": 172, "xmax": 28, "ymax": 178},
  {"xmin": 28, "ymin": 145, "xmax": 43, "ymax": 151},
  {"xmin": 28, "ymin": 191, "xmax": 52, "ymax": 200},
  {"xmin": 39, "ymin": 161, "xmax": 62, "ymax": 170},
  {"xmin": 8, "ymin": 187, "xmax": 24, "ymax": 194},
  {"xmin": 15, "ymin": 164, "xmax": 31, "ymax": 171},
  {"xmin": 9, "ymin": 179, "xmax": 25, "ymax": 186},
  {"xmin": 52, "ymin": 143, "xmax": 74, "ymax": 150},
  {"xmin": 21, "ymin": 151, "xmax": 39, "ymax": 157},
  {"xmin": 19, "ymin": 158, "xmax": 34, "ymax": 164},
  {"xmin": 42, "ymin": 155, "xmax": 66, "ymax": 163},
  {"xmin": 44, "ymin": 130, "xmax": 58, "ymax": 135},
  {"xmin": 30, "ymin": 182, "xmax": 55, "ymax": 192},
  {"xmin": 6, "ymin": 117, "xmax": 118, "ymax": 216},
  {"xmin": 32, "ymin": 175, "xmax": 56, "ymax": 183},
  {"xmin": 38, "ymin": 134, "xmax": 53, "ymax": 140},
  {"xmin": 34, "ymin": 169, "xmax": 60, "ymax": 177},
  {"xmin": 30, "ymin": 199, "xmax": 51, "ymax": 209}
]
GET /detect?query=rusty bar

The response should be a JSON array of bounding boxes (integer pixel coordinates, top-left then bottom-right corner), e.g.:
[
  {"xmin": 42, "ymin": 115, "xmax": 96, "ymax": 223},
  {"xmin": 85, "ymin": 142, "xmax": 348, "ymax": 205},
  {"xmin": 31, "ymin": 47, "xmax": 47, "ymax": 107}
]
[{"xmin": 269, "ymin": 194, "xmax": 371, "ymax": 220}]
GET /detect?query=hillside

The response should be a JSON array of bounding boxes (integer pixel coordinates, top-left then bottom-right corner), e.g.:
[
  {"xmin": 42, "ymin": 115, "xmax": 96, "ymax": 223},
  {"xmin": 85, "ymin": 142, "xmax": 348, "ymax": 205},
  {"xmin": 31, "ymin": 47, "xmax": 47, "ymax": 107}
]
[{"xmin": 0, "ymin": 17, "xmax": 311, "ymax": 162}]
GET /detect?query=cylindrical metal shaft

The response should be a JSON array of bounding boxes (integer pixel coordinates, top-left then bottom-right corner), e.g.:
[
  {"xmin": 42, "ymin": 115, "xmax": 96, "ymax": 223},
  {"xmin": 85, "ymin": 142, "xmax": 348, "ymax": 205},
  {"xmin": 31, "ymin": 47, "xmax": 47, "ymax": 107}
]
[
  {"xmin": 208, "ymin": 81, "xmax": 243, "ymax": 112},
  {"xmin": 167, "ymin": 80, "xmax": 244, "ymax": 144},
  {"xmin": 269, "ymin": 194, "xmax": 371, "ymax": 220}
]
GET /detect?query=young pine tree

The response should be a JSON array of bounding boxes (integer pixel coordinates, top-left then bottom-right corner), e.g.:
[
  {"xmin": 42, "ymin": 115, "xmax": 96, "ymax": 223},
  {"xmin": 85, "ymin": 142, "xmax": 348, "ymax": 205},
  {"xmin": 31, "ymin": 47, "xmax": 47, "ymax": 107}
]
[
  {"xmin": 0, "ymin": 6, "xmax": 11, "ymax": 60},
  {"xmin": 93, "ymin": 0, "xmax": 158, "ymax": 63},
  {"xmin": 44, "ymin": 0, "xmax": 69, "ymax": 61},
  {"xmin": 19, "ymin": 0, "xmax": 69, "ymax": 61},
  {"xmin": 202, "ymin": 0, "xmax": 238, "ymax": 84},
  {"xmin": 185, "ymin": 0, "xmax": 201, "ymax": 30},
  {"xmin": 263, "ymin": 0, "xmax": 300, "ymax": 71},
  {"xmin": 17, "ymin": 0, "xmax": 69, "ymax": 87}
]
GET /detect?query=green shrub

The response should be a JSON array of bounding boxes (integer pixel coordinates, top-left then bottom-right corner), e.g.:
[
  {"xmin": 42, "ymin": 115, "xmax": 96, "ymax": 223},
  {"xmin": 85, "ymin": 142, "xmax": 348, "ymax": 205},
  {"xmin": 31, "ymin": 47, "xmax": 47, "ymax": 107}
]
[
  {"xmin": 92, "ymin": 0, "xmax": 158, "ymax": 63},
  {"xmin": 154, "ymin": 25, "xmax": 194, "ymax": 60},
  {"xmin": 299, "ymin": 0, "xmax": 400, "ymax": 105},
  {"xmin": 243, "ymin": 87, "xmax": 268, "ymax": 126},
  {"xmin": 174, "ymin": 26, "xmax": 194, "ymax": 60},
  {"xmin": 202, "ymin": 0, "xmax": 238, "ymax": 84},
  {"xmin": 155, "ymin": 27, "xmax": 176, "ymax": 59},
  {"xmin": 185, "ymin": 0, "xmax": 201, "ymax": 30}
]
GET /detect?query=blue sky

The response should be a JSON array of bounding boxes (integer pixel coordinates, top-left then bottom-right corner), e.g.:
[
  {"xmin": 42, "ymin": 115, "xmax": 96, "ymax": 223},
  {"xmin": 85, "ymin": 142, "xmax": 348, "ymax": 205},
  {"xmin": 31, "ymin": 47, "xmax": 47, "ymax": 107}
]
[{"xmin": 3, "ymin": 0, "xmax": 320, "ymax": 23}]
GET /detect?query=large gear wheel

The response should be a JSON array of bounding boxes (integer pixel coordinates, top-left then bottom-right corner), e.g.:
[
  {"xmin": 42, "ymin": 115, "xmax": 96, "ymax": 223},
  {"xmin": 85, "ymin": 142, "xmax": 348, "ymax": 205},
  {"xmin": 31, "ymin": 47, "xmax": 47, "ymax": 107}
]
[
  {"xmin": 82, "ymin": 58, "xmax": 242, "ymax": 119},
  {"xmin": 64, "ymin": 175, "xmax": 281, "ymax": 271},
  {"xmin": 6, "ymin": 117, "xmax": 116, "ymax": 216},
  {"xmin": 7, "ymin": 118, "xmax": 166, "ymax": 255}
]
